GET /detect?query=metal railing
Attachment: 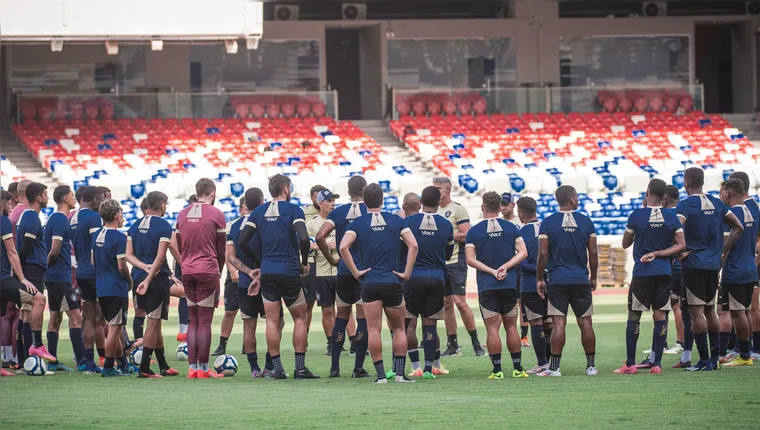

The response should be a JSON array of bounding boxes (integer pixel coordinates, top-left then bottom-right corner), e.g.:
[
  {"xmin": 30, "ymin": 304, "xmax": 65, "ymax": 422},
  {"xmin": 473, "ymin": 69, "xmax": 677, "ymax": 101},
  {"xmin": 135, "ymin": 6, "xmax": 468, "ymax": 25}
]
[{"xmin": 14, "ymin": 90, "xmax": 340, "ymax": 123}]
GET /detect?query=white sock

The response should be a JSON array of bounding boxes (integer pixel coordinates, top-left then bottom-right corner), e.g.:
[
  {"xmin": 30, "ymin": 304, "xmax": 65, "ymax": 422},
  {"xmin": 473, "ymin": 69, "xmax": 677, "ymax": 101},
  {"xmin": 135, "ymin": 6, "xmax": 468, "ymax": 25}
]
[
  {"xmin": 1, "ymin": 346, "xmax": 11, "ymax": 362},
  {"xmin": 190, "ymin": 363, "xmax": 198, "ymax": 371},
  {"xmin": 412, "ymin": 361, "xmax": 421, "ymax": 370},
  {"xmin": 648, "ymin": 350, "xmax": 656, "ymax": 362},
  {"xmin": 681, "ymin": 350, "xmax": 692, "ymax": 362},
  {"xmin": 199, "ymin": 362, "xmax": 209, "ymax": 372},
  {"xmin": 179, "ymin": 324, "xmax": 188, "ymax": 334},
  {"xmin": 434, "ymin": 359, "xmax": 441, "ymax": 368}
]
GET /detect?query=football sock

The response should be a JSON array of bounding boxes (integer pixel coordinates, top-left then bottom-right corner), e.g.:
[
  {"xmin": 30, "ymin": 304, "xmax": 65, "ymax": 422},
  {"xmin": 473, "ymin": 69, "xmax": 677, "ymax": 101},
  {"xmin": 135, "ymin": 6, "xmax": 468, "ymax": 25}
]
[
  {"xmin": 32, "ymin": 329, "xmax": 42, "ymax": 348},
  {"xmin": 490, "ymin": 353, "xmax": 502, "ymax": 373},
  {"xmin": 133, "ymin": 316, "xmax": 145, "ymax": 340},
  {"xmin": 753, "ymin": 332, "xmax": 760, "ymax": 352},
  {"xmin": 199, "ymin": 362, "xmax": 209, "ymax": 372},
  {"xmin": 373, "ymin": 360, "xmax": 385, "ymax": 380},
  {"xmin": 544, "ymin": 328, "xmax": 552, "ymax": 362},
  {"xmin": 1, "ymin": 346, "xmax": 11, "ymax": 362},
  {"xmin": 187, "ymin": 305, "xmax": 198, "ymax": 364},
  {"xmin": 408, "ymin": 349, "xmax": 420, "ymax": 370},
  {"xmin": 393, "ymin": 355, "xmax": 406, "ymax": 376},
  {"xmin": 155, "ymin": 347, "xmax": 169, "ymax": 370},
  {"xmin": 295, "ymin": 352, "xmax": 306, "ymax": 372},
  {"xmin": 326, "ymin": 336, "xmax": 331, "ymax": 345},
  {"xmin": 653, "ymin": 320, "xmax": 667, "ymax": 366},
  {"xmin": 447, "ymin": 334, "xmax": 459, "ymax": 349},
  {"xmin": 586, "ymin": 352, "xmax": 595, "ymax": 368},
  {"xmin": 354, "ymin": 318, "xmax": 368, "ymax": 370},
  {"xmin": 719, "ymin": 331, "xmax": 731, "ymax": 357},
  {"xmin": 16, "ymin": 320, "xmax": 26, "ymax": 364},
  {"xmin": 625, "ymin": 320, "xmax": 640, "ymax": 367},
  {"xmin": 549, "ymin": 354, "xmax": 561, "ymax": 371},
  {"xmin": 681, "ymin": 349, "xmax": 692, "ymax": 363},
  {"xmin": 531, "ymin": 325, "xmax": 547, "ymax": 366},
  {"xmin": 218, "ymin": 336, "xmax": 229, "ymax": 349},
  {"xmin": 330, "ymin": 318, "xmax": 348, "ymax": 370},
  {"xmin": 196, "ymin": 307, "xmax": 214, "ymax": 365},
  {"xmin": 271, "ymin": 354, "xmax": 284, "ymax": 373},
  {"xmin": 520, "ymin": 325, "xmax": 528, "ymax": 339},
  {"xmin": 468, "ymin": 329, "xmax": 480, "ymax": 346},
  {"xmin": 738, "ymin": 338, "xmax": 751, "ymax": 359},
  {"xmin": 708, "ymin": 332, "xmax": 720, "ymax": 363},
  {"xmin": 22, "ymin": 322, "xmax": 32, "ymax": 352},
  {"xmin": 247, "ymin": 352, "xmax": 260, "ymax": 372},
  {"xmin": 46, "ymin": 331, "xmax": 59, "ymax": 361},
  {"xmin": 434, "ymin": 349, "xmax": 442, "ymax": 368},
  {"xmin": 511, "ymin": 352, "xmax": 523, "ymax": 372},
  {"xmin": 84, "ymin": 348, "xmax": 95, "ymax": 367},
  {"xmin": 178, "ymin": 298, "xmax": 189, "ymax": 327},
  {"xmin": 189, "ymin": 363, "xmax": 198, "ymax": 371},
  {"xmin": 104, "ymin": 356, "xmax": 115, "ymax": 369},
  {"xmin": 265, "ymin": 352, "xmax": 274, "ymax": 371},
  {"xmin": 681, "ymin": 305, "xmax": 693, "ymax": 353},
  {"xmin": 727, "ymin": 330, "xmax": 736, "ymax": 351},
  {"xmin": 694, "ymin": 332, "xmax": 709, "ymax": 362},
  {"xmin": 97, "ymin": 348, "xmax": 106, "ymax": 359},
  {"xmin": 422, "ymin": 325, "xmax": 437, "ymax": 373},
  {"xmin": 70, "ymin": 328, "xmax": 85, "ymax": 365},
  {"xmin": 140, "ymin": 347, "xmax": 154, "ymax": 373}
]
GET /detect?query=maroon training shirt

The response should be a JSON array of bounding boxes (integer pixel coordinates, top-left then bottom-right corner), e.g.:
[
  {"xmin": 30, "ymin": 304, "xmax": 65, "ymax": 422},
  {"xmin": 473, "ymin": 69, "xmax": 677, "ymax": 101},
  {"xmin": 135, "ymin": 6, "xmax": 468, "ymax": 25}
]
[{"xmin": 175, "ymin": 202, "xmax": 227, "ymax": 275}]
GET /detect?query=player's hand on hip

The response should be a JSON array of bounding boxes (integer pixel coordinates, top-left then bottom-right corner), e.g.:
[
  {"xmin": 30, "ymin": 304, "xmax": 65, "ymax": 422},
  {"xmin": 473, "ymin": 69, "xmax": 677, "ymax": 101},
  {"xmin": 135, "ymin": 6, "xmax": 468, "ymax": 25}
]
[
  {"xmin": 353, "ymin": 268, "xmax": 371, "ymax": 280},
  {"xmin": 136, "ymin": 281, "xmax": 149, "ymax": 295},
  {"xmin": 537, "ymin": 280, "xmax": 546, "ymax": 299},
  {"xmin": 300, "ymin": 263, "xmax": 311, "ymax": 276},
  {"xmin": 328, "ymin": 257, "xmax": 340, "ymax": 267},
  {"xmin": 589, "ymin": 278, "xmax": 597, "ymax": 292},
  {"xmin": 640, "ymin": 253, "xmax": 656, "ymax": 264},
  {"xmin": 393, "ymin": 270, "xmax": 409, "ymax": 281},
  {"xmin": 21, "ymin": 279, "xmax": 38, "ymax": 294},
  {"xmin": 170, "ymin": 274, "xmax": 183, "ymax": 287},
  {"xmin": 248, "ymin": 278, "xmax": 260, "ymax": 296}
]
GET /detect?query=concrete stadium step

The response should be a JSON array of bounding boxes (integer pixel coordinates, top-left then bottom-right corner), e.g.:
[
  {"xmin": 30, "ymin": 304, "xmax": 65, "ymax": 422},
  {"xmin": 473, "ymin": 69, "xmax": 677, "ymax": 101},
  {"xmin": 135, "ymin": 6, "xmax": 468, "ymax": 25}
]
[
  {"xmin": 1, "ymin": 131, "xmax": 60, "ymax": 189},
  {"xmin": 723, "ymin": 113, "xmax": 760, "ymax": 146},
  {"xmin": 353, "ymin": 120, "xmax": 399, "ymax": 148}
]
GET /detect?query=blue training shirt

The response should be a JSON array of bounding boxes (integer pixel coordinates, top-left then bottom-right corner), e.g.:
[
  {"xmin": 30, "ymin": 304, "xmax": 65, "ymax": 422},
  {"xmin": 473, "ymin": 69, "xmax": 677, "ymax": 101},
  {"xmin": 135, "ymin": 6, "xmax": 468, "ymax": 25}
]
[
  {"xmin": 326, "ymin": 202, "xmax": 367, "ymax": 277},
  {"xmin": 228, "ymin": 215, "xmax": 260, "ymax": 289},
  {"xmin": 247, "ymin": 200, "xmax": 305, "ymax": 277},
  {"xmin": 625, "ymin": 207, "xmax": 682, "ymax": 277},
  {"xmin": 405, "ymin": 212, "xmax": 454, "ymax": 281},
  {"xmin": 539, "ymin": 211, "xmax": 597, "ymax": 285},
  {"xmin": 519, "ymin": 220, "xmax": 542, "ymax": 293},
  {"xmin": 70, "ymin": 208, "xmax": 102, "ymax": 279},
  {"xmin": 345, "ymin": 211, "xmax": 410, "ymax": 285},
  {"xmin": 15, "ymin": 210, "xmax": 47, "ymax": 268},
  {"xmin": 92, "ymin": 227, "xmax": 129, "ymax": 298},
  {"xmin": 465, "ymin": 217, "xmax": 522, "ymax": 292},
  {"xmin": 127, "ymin": 215, "xmax": 173, "ymax": 281},
  {"xmin": 721, "ymin": 205, "xmax": 759, "ymax": 285},
  {"xmin": 0, "ymin": 216, "xmax": 14, "ymax": 280},
  {"xmin": 44, "ymin": 212, "xmax": 72, "ymax": 282},
  {"xmin": 676, "ymin": 194, "xmax": 729, "ymax": 271}
]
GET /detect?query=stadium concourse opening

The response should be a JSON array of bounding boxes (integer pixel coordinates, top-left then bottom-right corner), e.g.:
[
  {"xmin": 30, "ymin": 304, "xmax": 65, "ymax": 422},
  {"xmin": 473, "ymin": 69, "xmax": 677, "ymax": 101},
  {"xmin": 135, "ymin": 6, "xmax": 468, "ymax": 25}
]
[{"xmin": 1, "ymin": 1, "xmax": 760, "ymax": 428}]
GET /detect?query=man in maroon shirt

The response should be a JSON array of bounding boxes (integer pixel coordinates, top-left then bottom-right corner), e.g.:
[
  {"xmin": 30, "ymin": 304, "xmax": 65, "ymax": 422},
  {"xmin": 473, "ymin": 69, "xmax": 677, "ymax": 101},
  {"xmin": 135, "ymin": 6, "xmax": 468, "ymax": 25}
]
[{"xmin": 175, "ymin": 178, "xmax": 227, "ymax": 379}]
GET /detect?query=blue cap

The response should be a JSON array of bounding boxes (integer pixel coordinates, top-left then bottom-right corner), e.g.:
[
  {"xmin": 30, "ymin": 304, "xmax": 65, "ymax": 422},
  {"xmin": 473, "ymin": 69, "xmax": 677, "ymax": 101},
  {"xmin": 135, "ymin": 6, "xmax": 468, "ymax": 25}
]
[
  {"xmin": 316, "ymin": 189, "xmax": 340, "ymax": 203},
  {"xmin": 501, "ymin": 192, "xmax": 514, "ymax": 205}
]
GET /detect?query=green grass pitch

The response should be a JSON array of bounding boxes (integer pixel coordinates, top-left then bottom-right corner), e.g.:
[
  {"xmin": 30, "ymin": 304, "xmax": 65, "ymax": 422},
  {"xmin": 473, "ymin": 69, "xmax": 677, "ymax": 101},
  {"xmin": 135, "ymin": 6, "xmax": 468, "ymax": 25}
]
[{"xmin": 5, "ymin": 294, "xmax": 759, "ymax": 429}]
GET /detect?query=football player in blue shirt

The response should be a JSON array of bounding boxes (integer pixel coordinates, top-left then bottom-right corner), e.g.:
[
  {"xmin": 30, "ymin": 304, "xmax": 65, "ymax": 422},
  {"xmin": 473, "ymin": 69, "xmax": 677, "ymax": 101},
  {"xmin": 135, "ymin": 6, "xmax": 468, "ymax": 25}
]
[
  {"xmin": 718, "ymin": 178, "xmax": 758, "ymax": 367},
  {"xmin": 340, "ymin": 183, "xmax": 418, "ymax": 383},
  {"xmin": 44, "ymin": 185, "xmax": 85, "ymax": 372},
  {"xmin": 536, "ymin": 185, "xmax": 599, "ymax": 377},
  {"xmin": 315, "ymin": 175, "xmax": 371, "ymax": 378},
  {"xmin": 516, "ymin": 196, "xmax": 553, "ymax": 374},
  {"xmin": 615, "ymin": 179, "xmax": 685, "ymax": 375},
  {"xmin": 676, "ymin": 167, "xmax": 743, "ymax": 371},
  {"xmin": 465, "ymin": 192, "xmax": 528, "ymax": 379},
  {"xmin": 91, "ymin": 199, "xmax": 132, "ymax": 377},
  {"xmin": 403, "ymin": 186, "xmax": 453, "ymax": 380},
  {"xmin": 71, "ymin": 185, "xmax": 106, "ymax": 372},
  {"xmin": 239, "ymin": 174, "xmax": 318, "ymax": 379},
  {"xmin": 16, "ymin": 182, "xmax": 57, "ymax": 363}
]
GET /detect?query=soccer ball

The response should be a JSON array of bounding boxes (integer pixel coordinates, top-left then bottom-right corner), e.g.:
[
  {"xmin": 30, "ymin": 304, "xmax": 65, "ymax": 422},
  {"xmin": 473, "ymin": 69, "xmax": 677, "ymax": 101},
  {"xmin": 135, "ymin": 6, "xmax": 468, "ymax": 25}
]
[
  {"xmin": 129, "ymin": 347, "xmax": 143, "ymax": 366},
  {"xmin": 24, "ymin": 356, "xmax": 47, "ymax": 376},
  {"xmin": 213, "ymin": 354, "xmax": 238, "ymax": 376},
  {"xmin": 176, "ymin": 342, "xmax": 188, "ymax": 361}
]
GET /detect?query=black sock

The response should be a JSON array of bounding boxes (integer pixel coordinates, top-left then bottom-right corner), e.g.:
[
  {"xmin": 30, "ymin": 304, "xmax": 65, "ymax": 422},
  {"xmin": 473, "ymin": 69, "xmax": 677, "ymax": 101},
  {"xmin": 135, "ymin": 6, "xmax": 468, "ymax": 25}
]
[
  {"xmin": 295, "ymin": 352, "xmax": 306, "ymax": 371},
  {"xmin": 117, "ymin": 355, "xmax": 127, "ymax": 370},
  {"xmin": 447, "ymin": 334, "xmax": 458, "ymax": 349},
  {"xmin": 84, "ymin": 348, "xmax": 95, "ymax": 367},
  {"xmin": 354, "ymin": 318, "xmax": 368, "ymax": 371},
  {"xmin": 22, "ymin": 322, "xmax": 32, "ymax": 352},
  {"xmin": 247, "ymin": 352, "xmax": 260, "ymax": 372},
  {"xmin": 16, "ymin": 320, "xmax": 26, "ymax": 364},
  {"xmin": 753, "ymin": 332, "xmax": 760, "ymax": 352},
  {"xmin": 738, "ymin": 339, "xmax": 751, "ymax": 359},
  {"xmin": 625, "ymin": 320, "xmax": 640, "ymax": 366},
  {"xmin": 708, "ymin": 332, "xmax": 720, "ymax": 362},
  {"xmin": 97, "ymin": 347, "xmax": 106, "ymax": 359},
  {"xmin": 265, "ymin": 352, "xmax": 274, "ymax": 371},
  {"xmin": 32, "ymin": 330, "xmax": 43, "ymax": 348},
  {"xmin": 104, "ymin": 356, "xmax": 115, "ymax": 369},
  {"xmin": 219, "ymin": 336, "xmax": 229, "ymax": 348},
  {"xmin": 408, "ymin": 349, "xmax": 420, "ymax": 365},
  {"xmin": 271, "ymin": 354, "xmax": 284, "ymax": 373},
  {"xmin": 468, "ymin": 329, "xmax": 480, "ymax": 345},
  {"xmin": 140, "ymin": 346, "xmax": 154, "ymax": 373},
  {"xmin": 490, "ymin": 353, "xmax": 502, "ymax": 373},
  {"xmin": 586, "ymin": 352, "xmax": 595, "ymax": 368},
  {"xmin": 422, "ymin": 325, "xmax": 437, "ymax": 373},
  {"xmin": 531, "ymin": 325, "xmax": 547, "ymax": 366},
  {"xmin": 373, "ymin": 360, "xmax": 386, "ymax": 380},
  {"xmin": 326, "ymin": 336, "xmax": 331, "ymax": 345},
  {"xmin": 719, "ymin": 331, "xmax": 731, "ymax": 357},
  {"xmin": 695, "ymin": 332, "xmax": 709, "ymax": 362},
  {"xmin": 544, "ymin": 328, "xmax": 552, "ymax": 362},
  {"xmin": 682, "ymin": 306, "xmax": 694, "ymax": 351},
  {"xmin": 520, "ymin": 325, "xmax": 528, "ymax": 339},
  {"xmin": 132, "ymin": 316, "xmax": 145, "ymax": 340},
  {"xmin": 47, "ymin": 331, "xmax": 59, "ymax": 362},
  {"xmin": 393, "ymin": 355, "xmax": 405, "ymax": 377},
  {"xmin": 727, "ymin": 330, "xmax": 736, "ymax": 351},
  {"xmin": 549, "ymin": 354, "xmax": 562, "ymax": 371},
  {"xmin": 331, "ymin": 318, "xmax": 347, "ymax": 370},
  {"xmin": 155, "ymin": 347, "xmax": 168, "ymax": 370},
  {"xmin": 70, "ymin": 328, "xmax": 85, "ymax": 365},
  {"xmin": 511, "ymin": 351, "xmax": 523, "ymax": 372},
  {"xmin": 653, "ymin": 320, "xmax": 667, "ymax": 366}
]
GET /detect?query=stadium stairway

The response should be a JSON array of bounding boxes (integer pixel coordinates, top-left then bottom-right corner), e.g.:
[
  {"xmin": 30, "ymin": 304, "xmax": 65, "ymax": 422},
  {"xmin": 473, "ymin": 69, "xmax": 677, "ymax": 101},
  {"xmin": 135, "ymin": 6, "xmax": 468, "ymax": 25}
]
[
  {"xmin": 0, "ymin": 130, "xmax": 59, "ymax": 188},
  {"xmin": 723, "ymin": 113, "xmax": 760, "ymax": 144}
]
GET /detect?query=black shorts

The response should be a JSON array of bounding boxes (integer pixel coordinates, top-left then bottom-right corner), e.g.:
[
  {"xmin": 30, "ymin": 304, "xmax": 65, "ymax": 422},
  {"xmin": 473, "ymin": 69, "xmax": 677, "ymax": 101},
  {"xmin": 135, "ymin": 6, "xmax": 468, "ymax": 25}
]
[
  {"xmin": 444, "ymin": 262, "xmax": 467, "ymax": 296},
  {"xmin": 336, "ymin": 275, "xmax": 361, "ymax": 307},
  {"xmin": 45, "ymin": 281, "xmax": 80, "ymax": 312},
  {"xmin": 669, "ymin": 270, "xmax": 682, "ymax": 301},
  {"xmin": 720, "ymin": 283, "xmax": 755, "ymax": 311},
  {"xmin": 136, "ymin": 274, "xmax": 171, "ymax": 320},
  {"xmin": 224, "ymin": 278, "xmax": 240, "ymax": 312},
  {"xmin": 99, "ymin": 296, "xmax": 129, "ymax": 326},
  {"xmin": 682, "ymin": 267, "xmax": 718, "ymax": 306},
  {"xmin": 315, "ymin": 276, "xmax": 338, "ymax": 307},
  {"xmin": 0, "ymin": 277, "xmax": 37, "ymax": 313},
  {"xmin": 479, "ymin": 289, "xmax": 518, "ymax": 320},
  {"xmin": 304, "ymin": 280, "xmax": 318, "ymax": 303},
  {"xmin": 238, "ymin": 287, "xmax": 265, "ymax": 319},
  {"xmin": 547, "ymin": 284, "xmax": 593, "ymax": 317},
  {"xmin": 404, "ymin": 277, "xmax": 445, "ymax": 319},
  {"xmin": 629, "ymin": 275, "xmax": 671, "ymax": 312},
  {"xmin": 361, "ymin": 283, "xmax": 404, "ymax": 308},
  {"xmin": 521, "ymin": 292, "xmax": 547, "ymax": 321},
  {"xmin": 23, "ymin": 264, "xmax": 45, "ymax": 292},
  {"xmin": 260, "ymin": 274, "xmax": 306, "ymax": 309},
  {"xmin": 77, "ymin": 277, "xmax": 97, "ymax": 302}
]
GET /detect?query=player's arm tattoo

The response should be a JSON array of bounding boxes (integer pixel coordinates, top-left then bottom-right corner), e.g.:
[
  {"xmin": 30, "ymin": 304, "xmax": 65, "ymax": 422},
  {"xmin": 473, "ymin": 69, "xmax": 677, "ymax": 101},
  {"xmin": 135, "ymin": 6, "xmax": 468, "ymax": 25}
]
[
  {"xmin": 226, "ymin": 243, "xmax": 254, "ymax": 277},
  {"xmin": 47, "ymin": 238, "xmax": 62, "ymax": 266}
]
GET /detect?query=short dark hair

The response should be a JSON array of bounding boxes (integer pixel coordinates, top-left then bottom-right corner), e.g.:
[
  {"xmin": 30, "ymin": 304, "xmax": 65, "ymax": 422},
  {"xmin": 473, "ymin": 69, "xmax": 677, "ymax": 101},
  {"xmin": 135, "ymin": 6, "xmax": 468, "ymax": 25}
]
[
  {"xmin": 146, "ymin": 191, "xmax": 168, "ymax": 211},
  {"xmin": 310, "ymin": 185, "xmax": 326, "ymax": 198},
  {"xmin": 245, "ymin": 188, "xmax": 265, "ymax": 211},
  {"xmin": 647, "ymin": 179, "xmax": 667, "ymax": 199},
  {"xmin": 8, "ymin": 182, "xmax": 18, "ymax": 197},
  {"xmin": 0, "ymin": 190, "xmax": 11, "ymax": 202},
  {"xmin": 238, "ymin": 196, "xmax": 246, "ymax": 210},
  {"xmin": 75, "ymin": 185, "xmax": 88, "ymax": 202},
  {"xmin": 82, "ymin": 185, "xmax": 102, "ymax": 204},
  {"xmin": 729, "ymin": 171, "xmax": 750, "ymax": 195},
  {"xmin": 555, "ymin": 185, "xmax": 577, "ymax": 206},
  {"xmin": 268, "ymin": 174, "xmax": 291, "ymax": 198},
  {"xmin": 188, "ymin": 194, "xmax": 198, "ymax": 204},
  {"xmin": 683, "ymin": 167, "xmax": 704, "ymax": 188},
  {"xmin": 140, "ymin": 198, "xmax": 148, "ymax": 212},
  {"xmin": 195, "ymin": 178, "xmax": 216, "ymax": 197},
  {"xmin": 516, "ymin": 196, "xmax": 537, "ymax": 214},
  {"xmin": 482, "ymin": 191, "xmax": 501, "ymax": 213},
  {"xmin": 99, "ymin": 199, "xmax": 122, "ymax": 222},
  {"xmin": 98, "ymin": 186, "xmax": 111, "ymax": 195},
  {"xmin": 347, "ymin": 176, "xmax": 367, "ymax": 198},
  {"xmin": 53, "ymin": 185, "xmax": 72, "ymax": 205},
  {"xmin": 363, "ymin": 183, "xmax": 384, "ymax": 209},
  {"xmin": 664, "ymin": 185, "xmax": 680, "ymax": 201},
  {"xmin": 25, "ymin": 182, "xmax": 47, "ymax": 203},
  {"xmin": 420, "ymin": 186, "xmax": 441, "ymax": 208},
  {"xmin": 723, "ymin": 178, "xmax": 744, "ymax": 197}
]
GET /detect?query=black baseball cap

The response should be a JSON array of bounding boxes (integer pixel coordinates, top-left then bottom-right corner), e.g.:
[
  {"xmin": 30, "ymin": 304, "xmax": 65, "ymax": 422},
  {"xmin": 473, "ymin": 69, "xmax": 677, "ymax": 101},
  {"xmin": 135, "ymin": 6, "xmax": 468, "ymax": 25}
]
[{"xmin": 501, "ymin": 192, "xmax": 514, "ymax": 205}]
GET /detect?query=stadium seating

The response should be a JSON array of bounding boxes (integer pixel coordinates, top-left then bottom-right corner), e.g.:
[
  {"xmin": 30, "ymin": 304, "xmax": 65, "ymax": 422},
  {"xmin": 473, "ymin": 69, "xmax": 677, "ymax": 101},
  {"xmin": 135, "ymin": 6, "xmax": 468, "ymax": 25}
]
[{"xmin": 0, "ymin": 156, "xmax": 24, "ymax": 186}]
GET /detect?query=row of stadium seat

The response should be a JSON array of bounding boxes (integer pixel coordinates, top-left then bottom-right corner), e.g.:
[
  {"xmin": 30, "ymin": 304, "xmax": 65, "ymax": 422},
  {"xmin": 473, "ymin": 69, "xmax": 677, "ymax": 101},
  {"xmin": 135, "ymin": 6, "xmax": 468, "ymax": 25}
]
[
  {"xmin": 597, "ymin": 89, "xmax": 695, "ymax": 113},
  {"xmin": 228, "ymin": 95, "xmax": 329, "ymax": 118},
  {"xmin": 395, "ymin": 92, "xmax": 488, "ymax": 117}
]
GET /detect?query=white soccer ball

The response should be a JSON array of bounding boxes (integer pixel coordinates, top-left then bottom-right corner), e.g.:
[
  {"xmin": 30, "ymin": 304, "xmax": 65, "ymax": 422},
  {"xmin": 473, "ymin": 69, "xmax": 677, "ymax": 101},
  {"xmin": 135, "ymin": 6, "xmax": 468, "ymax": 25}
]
[
  {"xmin": 176, "ymin": 342, "xmax": 188, "ymax": 361},
  {"xmin": 129, "ymin": 347, "xmax": 143, "ymax": 366},
  {"xmin": 213, "ymin": 354, "xmax": 238, "ymax": 376},
  {"xmin": 24, "ymin": 356, "xmax": 47, "ymax": 376}
]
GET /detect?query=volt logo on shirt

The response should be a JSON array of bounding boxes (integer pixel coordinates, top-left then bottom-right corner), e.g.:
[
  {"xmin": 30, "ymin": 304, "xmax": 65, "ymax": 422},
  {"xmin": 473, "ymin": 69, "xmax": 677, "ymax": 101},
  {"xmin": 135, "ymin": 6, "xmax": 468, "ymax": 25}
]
[{"xmin": 265, "ymin": 202, "xmax": 280, "ymax": 222}]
